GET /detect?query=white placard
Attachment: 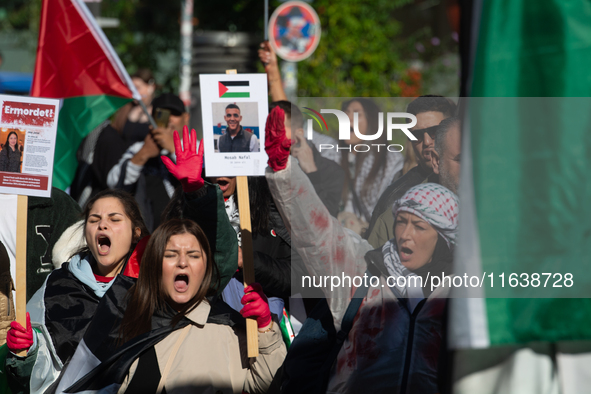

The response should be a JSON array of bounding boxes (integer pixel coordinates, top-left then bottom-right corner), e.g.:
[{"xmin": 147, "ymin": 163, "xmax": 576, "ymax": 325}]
[
  {"xmin": 199, "ymin": 73, "xmax": 269, "ymax": 177},
  {"xmin": 0, "ymin": 94, "xmax": 60, "ymax": 198}
]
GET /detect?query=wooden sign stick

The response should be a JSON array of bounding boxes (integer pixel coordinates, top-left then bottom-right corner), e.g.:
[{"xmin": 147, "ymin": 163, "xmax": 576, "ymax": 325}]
[
  {"xmin": 15, "ymin": 195, "xmax": 28, "ymax": 357},
  {"xmin": 226, "ymin": 69, "xmax": 259, "ymax": 358},
  {"xmin": 236, "ymin": 176, "xmax": 259, "ymax": 358}
]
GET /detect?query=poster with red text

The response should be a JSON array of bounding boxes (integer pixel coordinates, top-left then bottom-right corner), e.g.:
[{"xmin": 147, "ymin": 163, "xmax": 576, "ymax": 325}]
[{"xmin": 0, "ymin": 94, "xmax": 60, "ymax": 197}]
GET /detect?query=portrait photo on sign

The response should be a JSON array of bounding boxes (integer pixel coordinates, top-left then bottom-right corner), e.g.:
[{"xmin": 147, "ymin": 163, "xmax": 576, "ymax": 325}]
[
  {"xmin": 0, "ymin": 128, "xmax": 25, "ymax": 173},
  {"xmin": 212, "ymin": 102, "xmax": 260, "ymax": 153},
  {"xmin": 199, "ymin": 73, "xmax": 268, "ymax": 177}
]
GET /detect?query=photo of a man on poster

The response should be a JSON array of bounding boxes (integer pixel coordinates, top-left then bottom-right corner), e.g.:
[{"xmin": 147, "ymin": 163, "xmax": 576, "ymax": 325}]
[{"xmin": 217, "ymin": 103, "xmax": 260, "ymax": 153}]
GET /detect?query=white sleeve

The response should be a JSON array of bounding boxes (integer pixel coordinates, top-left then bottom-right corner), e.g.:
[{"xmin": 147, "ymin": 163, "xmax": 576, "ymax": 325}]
[
  {"xmin": 250, "ymin": 134, "xmax": 259, "ymax": 152},
  {"xmin": 265, "ymin": 157, "xmax": 372, "ymax": 329},
  {"xmin": 106, "ymin": 142, "xmax": 145, "ymax": 188}
]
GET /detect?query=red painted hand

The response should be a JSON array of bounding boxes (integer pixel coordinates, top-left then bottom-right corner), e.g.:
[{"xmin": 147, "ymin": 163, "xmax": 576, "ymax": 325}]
[
  {"xmin": 161, "ymin": 125, "xmax": 204, "ymax": 193},
  {"xmin": 7, "ymin": 312, "xmax": 33, "ymax": 353},
  {"xmin": 240, "ymin": 283, "xmax": 272, "ymax": 329},
  {"xmin": 264, "ymin": 106, "xmax": 291, "ymax": 171}
]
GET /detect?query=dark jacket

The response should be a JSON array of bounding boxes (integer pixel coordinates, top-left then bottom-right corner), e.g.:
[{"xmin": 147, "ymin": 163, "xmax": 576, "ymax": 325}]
[
  {"xmin": 27, "ymin": 187, "xmax": 82, "ymax": 301},
  {"xmin": 218, "ymin": 126, "xmax": 254, "ymax": 153},
  {"xmin": 119, "ymin": 156, "xmax": 178, "ymax": 233},
  {"xmin": 70, "ymin": 122, "xmax": 131, "ymax": 205},
  {"xmin": 0, "ymin": 146, "xmax": 21, "ymax": 173},
  {"xmin": 234, "ymin": 146, "xmax": 343, "ymax": 302},
  {"xmin": 6, "ymin": 183, "xmax": 239, "ymax": 394}
]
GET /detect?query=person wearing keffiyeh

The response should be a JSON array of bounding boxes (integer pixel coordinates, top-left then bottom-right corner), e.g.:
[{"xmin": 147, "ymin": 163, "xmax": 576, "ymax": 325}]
[
  {"xmin": 383, "ymin": 182, "xmax": 458, "ymax": 303},
  {"xmin": 264, "ymin": 105, "xmax": 460, "ymax": 394}
]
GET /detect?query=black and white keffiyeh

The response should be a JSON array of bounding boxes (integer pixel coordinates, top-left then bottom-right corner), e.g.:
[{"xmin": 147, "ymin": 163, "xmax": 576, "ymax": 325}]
[
  {"xmin": 343, "ymin": 151, "xmax": 404, "ymax": 222},
  {"xmin": 382, "ymin": 183, "xmax": 459, "ymax": 297}
]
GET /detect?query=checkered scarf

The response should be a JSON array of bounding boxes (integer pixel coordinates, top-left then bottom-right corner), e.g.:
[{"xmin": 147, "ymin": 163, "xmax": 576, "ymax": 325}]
[
  {"xmin": 382, "ymin": 183, "xmax": 459, "ymax": 296},
  {"xmin": 344, "ymin": 151, "xmax": 404, "ymax": 222}
]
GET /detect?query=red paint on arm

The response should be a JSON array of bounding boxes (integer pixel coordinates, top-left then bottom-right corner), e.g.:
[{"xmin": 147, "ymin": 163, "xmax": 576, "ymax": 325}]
[{"xmin": 310, "ymin": 209, "xmax": 329, "ymax": 230}]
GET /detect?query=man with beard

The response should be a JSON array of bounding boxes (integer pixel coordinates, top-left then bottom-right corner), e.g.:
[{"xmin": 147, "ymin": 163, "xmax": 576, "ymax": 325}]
[
  {"xmin": 431, "ymin": 116, "xmax": 461, "ymax": 195},
  {"xmin": 218, "ymin": 104, "xmax": 259, "ymax": 153}
]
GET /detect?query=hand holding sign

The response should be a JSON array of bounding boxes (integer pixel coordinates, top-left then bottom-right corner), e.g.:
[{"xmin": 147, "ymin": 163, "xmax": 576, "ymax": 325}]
[{"xmin": 7, "ymin": 312, "xmax": 33, "ymax": 353}]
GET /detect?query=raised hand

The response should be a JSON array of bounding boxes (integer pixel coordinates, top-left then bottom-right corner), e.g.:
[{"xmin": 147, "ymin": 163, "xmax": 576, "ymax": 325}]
[
  {"xmin": 291, "ymin": 131, "xmax": 317, "ymax": 174},
  {"xmin": 7, "ymin": 312, "xmax": 34, "ymax": 353},
  {"xmin": 265, "ymin": 106, "xmax": 291, "ymax": 172},
  {"xmin": 240, "ymin": 283, "xmax": 272, "ymax": 330},
  {"xmin": 258, "ymin": 41, "xmax": 278, "ymax": 70},
  {"xmin": 161, "ymin": 125, "xmax": 204, "ymax": 193}
]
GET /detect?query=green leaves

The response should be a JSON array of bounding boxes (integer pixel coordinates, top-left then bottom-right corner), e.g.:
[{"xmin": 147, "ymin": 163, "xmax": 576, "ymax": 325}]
[{"xmin": 296, "ymin": 0, "xmax": 410, "ymax": 97}]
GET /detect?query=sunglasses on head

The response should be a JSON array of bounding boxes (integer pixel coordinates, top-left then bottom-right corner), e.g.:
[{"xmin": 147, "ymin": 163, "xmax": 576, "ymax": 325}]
[
  {"xmin": 410, "ymin": 124, "xmax": 439, "ymax": 142},
  {"xmin": 225, "ymin": 113, "xmax": 240, "ymax": 118}
]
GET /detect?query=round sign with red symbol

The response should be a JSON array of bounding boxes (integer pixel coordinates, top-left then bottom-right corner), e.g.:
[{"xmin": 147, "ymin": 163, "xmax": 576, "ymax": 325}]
[{"xmin": 268, "ymin": 1, "xmax": 321, "ymax": 62}]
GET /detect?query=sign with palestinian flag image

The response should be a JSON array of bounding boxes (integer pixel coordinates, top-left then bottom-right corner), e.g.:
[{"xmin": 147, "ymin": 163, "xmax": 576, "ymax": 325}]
[
  {"xmin": 200, "ymin": 73, "xmax": 268, "ymax": 177},
  {"xmin": 218, "ymin": 81, "xmax": 251, "ymax": 98}
]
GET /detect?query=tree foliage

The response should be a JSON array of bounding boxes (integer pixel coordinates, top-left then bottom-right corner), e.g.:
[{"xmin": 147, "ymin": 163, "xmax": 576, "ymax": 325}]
[
  {"xmin": 296, "ymin": 0, "xmax": 414, "ymax": 97},
  {"xmin": 100, "ymin": 0, "xmax": 182, "ymax": 90},
  {"xmin": 1, "ymin": 0, "xmax": 425, "ymax": 97}
]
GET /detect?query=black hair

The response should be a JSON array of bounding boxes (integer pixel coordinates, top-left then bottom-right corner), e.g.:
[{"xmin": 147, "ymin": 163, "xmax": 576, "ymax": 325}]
[
  {"xmin": 407, "ymin": 95, "xmax": 456, "ymax": 118},
  {"xmin": 4, "ymin": 131, "xmax": 18, "ymax": 148},
  {"xmin": 71, "ymin": 189, "xmax": 149, "ymax": 262},
  {"xmin": 434, "ymin": 116, "xmax": 461, "ymax": 156},
  {"xmin": 131, "ymin": 68, "xmax": 155, "ymax": 85},
  {"xmin": 340, "ymin": 98, "xmax": 388, "ymax": 204},
  {"xmin": 225, "ymin": 104, "xmax": 241, "ymax": 112},
  {"xmin": 270, "ymin": 100, "xmax": 304, "ymax": 130}
]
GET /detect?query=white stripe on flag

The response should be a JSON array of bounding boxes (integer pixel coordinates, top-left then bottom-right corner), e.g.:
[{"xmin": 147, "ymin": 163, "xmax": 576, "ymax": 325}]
[
  {"xmin": 449, "ymin": 102, "xmax": 490, "ymax": 349},
  {"xmin": 55, "ymin": 338, "xmax": 103, "ymax": 393}
]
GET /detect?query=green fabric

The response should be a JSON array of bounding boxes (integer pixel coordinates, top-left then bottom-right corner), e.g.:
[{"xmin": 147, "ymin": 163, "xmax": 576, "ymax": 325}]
[
  {"xmin": 0, "ymin": 344, "xmax": 13, "ymax": 394},
  {"xmin": 279, "ymin": 309, "xmax": 293, "ymax": 348},
  {"xmin": 183, "ymin": 183, "xmax": 239, "ymax": 294},
  {"xmin": 470, "ymin": 0, "xmax": 591, "ymax": 345},
  {"xmin": 4, "ymin": 329, "xmax": 41, "ymax": 394},
  {"xmin": 53, "ymin": 95, "xmax": 132, "ymax": 190}
]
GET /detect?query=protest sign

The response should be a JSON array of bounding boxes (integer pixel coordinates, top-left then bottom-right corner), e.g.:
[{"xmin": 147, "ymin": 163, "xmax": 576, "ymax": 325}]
[
  {"xmin": 0, "ymin": 94, "xmax": 60, "ymax": 198},
  {"xmin": 199, "ymin": 73, "xmax": 268, "ymax": 177}
]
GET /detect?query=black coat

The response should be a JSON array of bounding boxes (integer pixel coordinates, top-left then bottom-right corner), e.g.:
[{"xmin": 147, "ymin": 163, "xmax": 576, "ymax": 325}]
[
  {"xmin": 0, "ymin": 146, "xmax": 21, "ymax": 173},
  {"xmin": 235, "ymin": 198, "xmax": 325, "ymax": 303}
]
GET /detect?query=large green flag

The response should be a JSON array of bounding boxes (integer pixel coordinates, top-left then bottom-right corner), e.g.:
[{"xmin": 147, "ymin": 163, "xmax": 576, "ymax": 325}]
[{"xmin": 451, "ymin": 0, "xmax": 591, "ymax": 348}]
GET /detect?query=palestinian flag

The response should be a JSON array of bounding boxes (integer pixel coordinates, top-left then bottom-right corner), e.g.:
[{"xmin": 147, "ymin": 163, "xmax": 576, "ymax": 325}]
[
  {"xmin": 31, "ymin": 0, "xmax": 140, "ymax": 190},
  {"xmin": 57, "ymin": 290, "xmax": 243, "ymax": 393},
  {"xmin": 450, "ymin": 0, "xmax": 591, "ymax": 350},
  {"xmin": 218, "ymin": 81, "xmax": 250, "ymax": 98}
]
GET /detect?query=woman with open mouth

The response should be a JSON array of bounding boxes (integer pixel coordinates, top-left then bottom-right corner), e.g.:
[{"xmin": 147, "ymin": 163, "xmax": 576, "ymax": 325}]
[
  {"xmin": 265, "ymin": 106, "xmax": 459, "ymax": 393},
  {"xmin": 89, "ymin": 218, "xmax": 285, "ymax": 393},
  {"xmin": 5, "ymin": 189, "xmax": 149, "ymax": 393}
]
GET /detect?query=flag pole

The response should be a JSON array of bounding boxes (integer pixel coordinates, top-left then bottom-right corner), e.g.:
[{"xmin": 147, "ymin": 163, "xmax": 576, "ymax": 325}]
[
  {"xmin": 138, "ymin": 100, "xmax": 158, "ymax": 129},
  {"xmin": 225, "ymin": 69, "xmax": 259, "ymax": 358},
  {"xmin": 264, "ymin": 0, "xmax": 269, "ymax": 41},
  {"xmin": 15, "ymin": 195, "xmax": 28, "ymax": 357}
]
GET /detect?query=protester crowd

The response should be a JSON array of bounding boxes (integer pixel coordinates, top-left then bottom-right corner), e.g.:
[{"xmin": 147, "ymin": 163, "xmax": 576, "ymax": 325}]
[{"xmin": 0, "ymin": 42, "xmax": 463, "ymax": 394}]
